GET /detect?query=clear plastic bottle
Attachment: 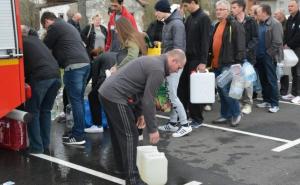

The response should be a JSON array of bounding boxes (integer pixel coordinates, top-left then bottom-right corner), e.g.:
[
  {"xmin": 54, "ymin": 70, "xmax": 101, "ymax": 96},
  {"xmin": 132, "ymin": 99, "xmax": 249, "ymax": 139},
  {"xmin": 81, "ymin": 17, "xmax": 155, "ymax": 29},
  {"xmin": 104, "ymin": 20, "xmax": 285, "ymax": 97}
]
[{"xmin": 65, "ymin": 104, "xmax": 74, "ymax": 129}]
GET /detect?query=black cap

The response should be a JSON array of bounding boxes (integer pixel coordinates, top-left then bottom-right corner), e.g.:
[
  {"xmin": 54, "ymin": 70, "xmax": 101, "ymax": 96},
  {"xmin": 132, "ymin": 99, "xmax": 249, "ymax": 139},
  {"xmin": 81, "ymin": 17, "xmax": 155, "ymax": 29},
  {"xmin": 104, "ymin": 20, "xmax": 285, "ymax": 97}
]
[{"xmin": 154, "ymin": 0, "xmax": 171, "ymax": 13}]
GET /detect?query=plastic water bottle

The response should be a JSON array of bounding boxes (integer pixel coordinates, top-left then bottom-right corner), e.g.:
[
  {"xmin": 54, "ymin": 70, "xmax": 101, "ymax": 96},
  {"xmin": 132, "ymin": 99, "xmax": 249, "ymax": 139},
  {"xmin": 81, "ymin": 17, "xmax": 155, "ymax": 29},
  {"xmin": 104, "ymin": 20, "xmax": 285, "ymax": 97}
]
[{"xmin": 65, "ymin": 104, "xmax": 74, "ymax": 129}]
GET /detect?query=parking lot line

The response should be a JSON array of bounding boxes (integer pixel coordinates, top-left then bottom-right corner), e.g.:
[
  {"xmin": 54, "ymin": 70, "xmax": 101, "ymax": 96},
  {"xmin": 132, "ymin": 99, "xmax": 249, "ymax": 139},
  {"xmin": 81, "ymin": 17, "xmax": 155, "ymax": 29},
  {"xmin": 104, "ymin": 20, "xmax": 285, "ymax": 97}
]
[
  {"xmin": 31, "ymin": 154, "xmax": 126, "ymax": 185},
  {"xmin": 156, "ymin": 114, "xmax": 291, "ymax": 143},
  {"xmin": 272, "ymin": 138, "xmax": 300, "ymax": 152}
]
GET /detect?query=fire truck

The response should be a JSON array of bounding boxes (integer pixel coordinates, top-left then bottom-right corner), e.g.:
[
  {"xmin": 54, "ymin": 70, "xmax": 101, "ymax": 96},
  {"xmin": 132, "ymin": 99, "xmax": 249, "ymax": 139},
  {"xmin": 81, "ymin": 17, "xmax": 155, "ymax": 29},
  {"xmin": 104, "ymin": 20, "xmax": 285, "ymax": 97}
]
[{"xmin": 0, "ymin": 0, "xmax": 29, "ymax": 120}]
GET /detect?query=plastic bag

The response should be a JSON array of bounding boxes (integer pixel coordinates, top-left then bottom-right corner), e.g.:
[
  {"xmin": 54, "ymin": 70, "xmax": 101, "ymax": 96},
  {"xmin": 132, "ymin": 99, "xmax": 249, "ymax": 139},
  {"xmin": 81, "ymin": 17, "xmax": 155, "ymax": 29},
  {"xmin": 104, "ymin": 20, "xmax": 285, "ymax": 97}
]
[
  {"xmin": 229, "ymin": 75, "xmax": 245, "ymax": 100},
  {"xmin": 155, "ymin": 80, "xmax": 171, "ymax": 112},
  {"xmin": 242, "ymin": 61, "xmax": 257, "ymax": 82},
  {"xmin": 282, "ymin": 49, "xmax": 298, "ymax": 67}
]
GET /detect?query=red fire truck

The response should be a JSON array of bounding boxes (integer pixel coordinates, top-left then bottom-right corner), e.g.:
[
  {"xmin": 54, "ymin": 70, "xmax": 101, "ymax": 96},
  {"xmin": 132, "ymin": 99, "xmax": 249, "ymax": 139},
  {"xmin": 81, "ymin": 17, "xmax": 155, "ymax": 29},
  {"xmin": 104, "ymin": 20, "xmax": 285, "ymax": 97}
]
[{"xmin": 0, "ymin": 0, "xmax": 27, "ymax": 118}]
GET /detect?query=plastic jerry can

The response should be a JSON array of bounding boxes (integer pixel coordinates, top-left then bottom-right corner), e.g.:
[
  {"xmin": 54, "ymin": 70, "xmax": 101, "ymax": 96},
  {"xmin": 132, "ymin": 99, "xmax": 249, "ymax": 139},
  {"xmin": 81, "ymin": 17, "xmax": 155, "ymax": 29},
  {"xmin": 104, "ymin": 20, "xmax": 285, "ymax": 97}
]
[
  {"xmin": 137, "ymin": 145, "xmax": 158, "ymax": 170},
  {"xmin": 190, "ymin": 71, "xmax": 215, "ymax": 103},
  {"xmin": 140, "ymin": 152, "xmax": 168, "ymax": 185}
]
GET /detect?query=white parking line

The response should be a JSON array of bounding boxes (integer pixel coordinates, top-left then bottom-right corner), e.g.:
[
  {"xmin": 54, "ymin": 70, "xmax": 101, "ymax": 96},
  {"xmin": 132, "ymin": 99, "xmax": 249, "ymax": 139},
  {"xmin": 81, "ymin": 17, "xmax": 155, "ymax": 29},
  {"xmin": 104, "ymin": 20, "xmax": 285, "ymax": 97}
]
[
  {"xmin": 156, "ymin": 114, "xmax": 291, "ymax": 143},
  {"xmin": 272, "ymin": 138, "xmax": 300, "ymax": 152},
  {"xmin": 31, "ymin": 154, "xmax": 126, "ymax": 185},
  {"xmin": 184, "ymin": 181, "xmax": 202, "ymax": 185}
]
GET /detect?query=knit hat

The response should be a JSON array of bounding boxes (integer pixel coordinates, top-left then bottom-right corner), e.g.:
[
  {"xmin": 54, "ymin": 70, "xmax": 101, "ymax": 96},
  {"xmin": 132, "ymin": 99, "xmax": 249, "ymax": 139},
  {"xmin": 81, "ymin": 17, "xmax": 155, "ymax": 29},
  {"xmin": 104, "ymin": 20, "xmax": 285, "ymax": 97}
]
[{"xmin": 155, "ymin": 0, "xmax": 171, "ymax": 13}]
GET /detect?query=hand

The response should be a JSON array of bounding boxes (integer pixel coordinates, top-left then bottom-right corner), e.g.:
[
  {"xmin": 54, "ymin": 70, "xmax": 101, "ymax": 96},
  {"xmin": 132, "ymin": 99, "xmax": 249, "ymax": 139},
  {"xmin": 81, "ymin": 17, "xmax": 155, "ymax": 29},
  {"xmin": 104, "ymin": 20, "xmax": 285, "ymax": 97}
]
[
  {"xmin": 149, "ymin": 131, "xmax": 160, "ymax": 144},
  {"xmin": 136, "ymin": 115, "xmax": 145, "ymax": 129},
  {"xmin": 110, "ymin": 66, "xmax": 117, "ymax": 74},
  {"xmin": 284, "ymin": 44, "xmax": 289, "ymax": 49},
  {"xmin": 197, "ymin": 64, "xmax": 206, "ymax": 72}
]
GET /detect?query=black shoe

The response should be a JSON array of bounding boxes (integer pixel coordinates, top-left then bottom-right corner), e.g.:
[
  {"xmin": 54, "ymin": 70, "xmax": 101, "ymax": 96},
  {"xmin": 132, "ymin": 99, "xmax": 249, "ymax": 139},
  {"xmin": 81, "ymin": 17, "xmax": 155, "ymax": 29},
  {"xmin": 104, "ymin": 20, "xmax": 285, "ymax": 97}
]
[
  {"xmin": 212, "ymin": 117, "xmax": 229, "ymax": 124},
  {"xmin": 43, "ymin": 148, "xmax": 50, "ymax": 155},
  {"xmin": 63, "ymin": 136, "xmax": 86, "ymax": 145},
  {"xmin": 190, "ymin": 120, "xmax": 202, "ymax": 128}
]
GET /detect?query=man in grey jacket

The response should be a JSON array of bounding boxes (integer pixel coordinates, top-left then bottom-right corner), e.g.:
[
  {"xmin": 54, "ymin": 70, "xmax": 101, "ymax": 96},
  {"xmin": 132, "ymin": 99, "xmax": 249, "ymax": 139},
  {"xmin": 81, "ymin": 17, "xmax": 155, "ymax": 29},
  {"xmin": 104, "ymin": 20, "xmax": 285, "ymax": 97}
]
[
  {"xmin": 154, "ymin": 0, "xmax": 190, "ymax": 138},
  {"xmin": 255, "ymin": 4, "xmax": 283, "ymax": 113},
  {"xmin": 99, "ymin": 49, "xmax": 186, "ymax": 185}
]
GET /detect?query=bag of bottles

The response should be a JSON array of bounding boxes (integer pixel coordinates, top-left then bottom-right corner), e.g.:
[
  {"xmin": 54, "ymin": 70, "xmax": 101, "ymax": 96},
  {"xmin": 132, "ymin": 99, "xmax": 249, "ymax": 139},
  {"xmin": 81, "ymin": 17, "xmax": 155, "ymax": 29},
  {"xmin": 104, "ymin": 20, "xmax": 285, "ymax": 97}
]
[
  {"xmin": 242, "ymin": 61, "xmax": 257, "ymax": 82},
  {"xmin": 217, "ymin": 69, "xmax": 233, "ymax": 88}
]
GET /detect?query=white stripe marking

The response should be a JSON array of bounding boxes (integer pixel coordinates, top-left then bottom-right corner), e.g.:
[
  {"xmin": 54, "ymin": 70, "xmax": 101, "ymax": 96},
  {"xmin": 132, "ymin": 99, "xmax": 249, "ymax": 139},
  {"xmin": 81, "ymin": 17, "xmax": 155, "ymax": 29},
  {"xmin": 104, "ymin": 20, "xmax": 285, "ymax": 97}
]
[
  {"xmin": 31, "ymin": 154, "xmax": 126, "ymax": 185},
  {"xmin": 184, "ymin": 181, "xmax": 203, "ymax": 185},
  {"xmin": 256, "ymin": 98, "xmax": 300, "ymax": 106},
  {"xmin": 272, "ymin": 138, "xmax": 300, "ymax": 152},
  {"xmin": 156, "ymin": 114, "xmax": 291, "ymax": 143}
]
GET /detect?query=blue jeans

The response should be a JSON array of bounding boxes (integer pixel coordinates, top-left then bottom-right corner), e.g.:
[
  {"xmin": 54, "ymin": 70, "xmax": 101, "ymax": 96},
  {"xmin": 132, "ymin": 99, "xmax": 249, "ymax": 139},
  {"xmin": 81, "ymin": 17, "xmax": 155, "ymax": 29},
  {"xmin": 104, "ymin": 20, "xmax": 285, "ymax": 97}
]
[
  {"xmin": 63, "ymin": 65, "xmax": 90, "ymax": 139},
  {"xmin": 215, "ymin": 67, "xmax": 241, "ymax": 119},
  {"xmin": 256, "ymin": 55, "xmax": 279, "ymax": 107},
  {"xmin": 26, "ymin": 78, "xmax": 61, "ymax": 153}
]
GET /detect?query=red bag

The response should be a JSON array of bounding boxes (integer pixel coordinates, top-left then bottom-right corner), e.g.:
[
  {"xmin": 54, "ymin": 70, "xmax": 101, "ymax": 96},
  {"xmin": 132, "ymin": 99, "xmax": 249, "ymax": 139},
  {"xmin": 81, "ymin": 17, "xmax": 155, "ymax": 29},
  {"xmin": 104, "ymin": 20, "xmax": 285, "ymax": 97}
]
[{"xmin": 0, "ymin": 118, "xmax": 28, "ymax": 151}]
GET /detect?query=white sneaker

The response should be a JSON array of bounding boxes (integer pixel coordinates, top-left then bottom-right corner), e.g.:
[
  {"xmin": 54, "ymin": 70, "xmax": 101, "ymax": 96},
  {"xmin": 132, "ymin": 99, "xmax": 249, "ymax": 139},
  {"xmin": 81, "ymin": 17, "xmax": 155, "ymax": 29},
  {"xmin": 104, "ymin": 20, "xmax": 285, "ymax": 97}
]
[
  {"xmin": 268, "ymin": 106, "xmax": 279, "ymax": 113},
  {"xmin": 172, "ymin": 126, "xmax": 192, "ymax": 138},
  {"xmin": 158, "ymin": 122, "xmax": 179, "ymax": 132},
  {"xmin": 241, "ymin": 104, "xmax": 252, "ymax": 114},
  {"xmin": 256, "ymin": 102, "xmax": 271, "ymax": 108},
  {"xmin": 84, "ymin": 125, "xmax": 104, "ymax": 133},
  {"xmin": 291, "ymin": 96, "xmax": 300, "ymax": 104},
  {"xmin": 282, "ymin": 94, "xmax": 295, "ymax": 100}
]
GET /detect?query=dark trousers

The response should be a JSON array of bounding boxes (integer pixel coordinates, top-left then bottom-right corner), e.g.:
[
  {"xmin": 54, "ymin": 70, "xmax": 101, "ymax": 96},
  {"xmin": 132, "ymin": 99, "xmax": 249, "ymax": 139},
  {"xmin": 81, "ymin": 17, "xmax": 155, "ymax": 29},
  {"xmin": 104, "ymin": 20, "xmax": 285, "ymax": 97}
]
[
  {"xmin": 100, "ymin": 95, "xmax": 145, "ymax": 185},
  {"xmin": 291, "ymin": 48, "xmax": 300, "ymax": 96},
  {"xmin": 256, "ymin": 55, "xmax": 279, "ymax": 107},
  {"xmin": 88, "ymin": 88, "xmax": 102, "ymax": 126},
  {"xmin": 178, "ymin": 61, "xmax": 204, "ymax": 123},
  {"xmin": 26, "ymin": 78, "xmax": 61, "ymax": 153},
  {"xmin": 280, "ymin": 75, "xmax": 289, "ymax": 95}
]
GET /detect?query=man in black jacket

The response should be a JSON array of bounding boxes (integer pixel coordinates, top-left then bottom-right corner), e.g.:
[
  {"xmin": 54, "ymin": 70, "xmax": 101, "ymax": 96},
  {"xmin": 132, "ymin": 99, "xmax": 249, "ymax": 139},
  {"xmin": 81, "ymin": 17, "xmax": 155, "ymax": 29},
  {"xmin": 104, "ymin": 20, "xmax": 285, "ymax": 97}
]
[
  {"xmin": 178, "ymin": 0, "xmax": 211, "ymax": 130},
  {"xmin": 67, "ymin": 12, "xmax": 82, "ymax": 33},
  {"xmin": 283, "ymin": 0, "xmax": 300, "ymax": 104},
  {"xmin": 231, "ymin": 0, "xmax": 258, "ymax": 114},
  {"xmin": 41, "ymin": 11, "xmax": 90, "ymax": 145},
  {"xmin": 22, "ymin": 25, "xmax": 61, "ymax": 154},
  {"xmin": 210, "ymin": 0, "xmax": 246, "ymax": 126}
]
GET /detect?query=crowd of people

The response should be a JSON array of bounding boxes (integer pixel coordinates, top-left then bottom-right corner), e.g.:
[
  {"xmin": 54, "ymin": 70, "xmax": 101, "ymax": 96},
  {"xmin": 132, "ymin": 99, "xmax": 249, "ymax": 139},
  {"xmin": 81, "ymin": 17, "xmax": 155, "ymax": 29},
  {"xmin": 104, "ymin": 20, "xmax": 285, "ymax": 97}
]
[{"xmin": 21, "ymin": 0, "xmax": 300, "ymax": 184}]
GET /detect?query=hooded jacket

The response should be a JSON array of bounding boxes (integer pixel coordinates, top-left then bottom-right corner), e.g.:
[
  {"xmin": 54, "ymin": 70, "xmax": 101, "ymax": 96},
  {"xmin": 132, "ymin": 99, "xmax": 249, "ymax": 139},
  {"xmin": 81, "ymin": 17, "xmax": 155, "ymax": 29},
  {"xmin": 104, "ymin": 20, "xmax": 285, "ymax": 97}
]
[{"xmin": 162, "ymin": 10, "xmax": 186, "ymax": 53}]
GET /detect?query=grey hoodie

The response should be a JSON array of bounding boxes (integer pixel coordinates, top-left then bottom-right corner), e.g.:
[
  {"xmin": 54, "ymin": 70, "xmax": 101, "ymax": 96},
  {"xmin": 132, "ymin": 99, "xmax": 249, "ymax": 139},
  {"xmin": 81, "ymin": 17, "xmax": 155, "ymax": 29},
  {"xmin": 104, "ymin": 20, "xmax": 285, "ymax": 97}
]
[{"xmin": 162, "ymin": 10, "xmax": 186, "ymax": 53}]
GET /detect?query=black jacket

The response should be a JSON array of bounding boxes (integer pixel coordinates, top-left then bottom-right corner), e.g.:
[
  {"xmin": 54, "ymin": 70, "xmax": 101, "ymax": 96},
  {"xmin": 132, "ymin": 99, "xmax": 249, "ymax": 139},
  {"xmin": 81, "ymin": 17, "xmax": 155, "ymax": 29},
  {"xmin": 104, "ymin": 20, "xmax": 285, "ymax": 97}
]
[
  {"xmin": 242, "ymin": 16, "xmax": 258, "ymax": 65},
  {"xmin": 67, "ymin": 18, "xmax": 81, "ymax": 33},
  {"xmin": 146, "ymin": 20, "xmax": 163, "ymax": 43},
  {"xmin": 208, "ymin": 16, "xmax": 246, "ymax": 67},
  {"xmin": 23, "ymin": 35, "xmax": 60, "ymax": 82},
  {"xmin": 285, "ymin": 11, "xmax": 300, "ymax": 49},
  {"xmin": 44, "ymin": 19, "xmax": 90, "ymax": 68},
  {"xmin": 81, "ymin": 24, "xmax": 107, "ymax": 54},
  {"xmin": 185, "ymin": 8, "xmax": 211, "ymax": 69}
]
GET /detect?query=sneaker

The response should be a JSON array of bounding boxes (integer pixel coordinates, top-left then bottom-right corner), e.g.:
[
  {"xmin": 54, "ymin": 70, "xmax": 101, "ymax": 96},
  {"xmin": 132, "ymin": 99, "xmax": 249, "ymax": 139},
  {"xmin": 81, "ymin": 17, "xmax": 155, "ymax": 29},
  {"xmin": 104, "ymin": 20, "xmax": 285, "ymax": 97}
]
[
  {"xmin": 241, "ymin": 104, "xmax": 252, "ymax": 114},
  {"xmin": 268, "ymin": 106, "xmax": 279, "ymax": 113},
  {"xmin": 212, "ymin": 117, "xmax": 229, "ymax": 124},
  {"xmin": 158, "ymin": 122, "xmax": 179, "ymax": 132},
  {"xmin": 291, "ymin": 96, "xmax": 300, "ymax": 104},
  {"xmin": 256, "ymin": 102, "xmax": 271, "ymax": 108},
  {"xmin": 62, "ymin": 131, "xmax": 72, "ymax": 139},
  {"xmin": 204, "ymin": 105, "xmax": 212, "ymax": 112},
  {"xmin": 190, "ymin": 120, "xmax": 202, "ymax": 128},
  {"xmin": 84, "ymin": 125, "xmax": 104, "ymax": 133},
  {"xmin": 172, "ymin": 126, "xmax": 192, "ymax": 138},
  {"xmin": 231, "ymin": 115, "xmax": 241, "ymax": 127},
  {"xmin": 63, "ymin": 136, "xmax": 86, "ymax": 145},
  {"xmin": 282, "ymin": 94, "xmax": 295, "ymax": 101}
]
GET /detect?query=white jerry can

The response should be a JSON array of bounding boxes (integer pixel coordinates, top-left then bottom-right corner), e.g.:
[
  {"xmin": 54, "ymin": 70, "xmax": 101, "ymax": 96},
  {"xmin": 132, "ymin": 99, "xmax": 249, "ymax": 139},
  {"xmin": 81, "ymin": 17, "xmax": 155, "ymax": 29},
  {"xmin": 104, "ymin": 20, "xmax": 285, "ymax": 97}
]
[{"xmin": 190, "ymin": 71, "xmax": 215, "ymax": 104}]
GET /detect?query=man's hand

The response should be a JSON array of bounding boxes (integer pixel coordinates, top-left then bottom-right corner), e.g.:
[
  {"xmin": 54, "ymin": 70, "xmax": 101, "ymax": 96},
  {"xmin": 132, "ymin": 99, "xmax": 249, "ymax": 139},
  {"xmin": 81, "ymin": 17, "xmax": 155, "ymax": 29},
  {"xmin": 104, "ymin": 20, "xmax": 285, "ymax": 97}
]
[
  {"xmin": 136, "ymin": 115, "xmax": 145, "ymax": 129},
  {"xmin": 149, "ymin": 131, "xmax": 160, "ymax": 144},
  {"xmin": 197, "ymin": 64, "xmax": 206, "ymax": 72}
]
